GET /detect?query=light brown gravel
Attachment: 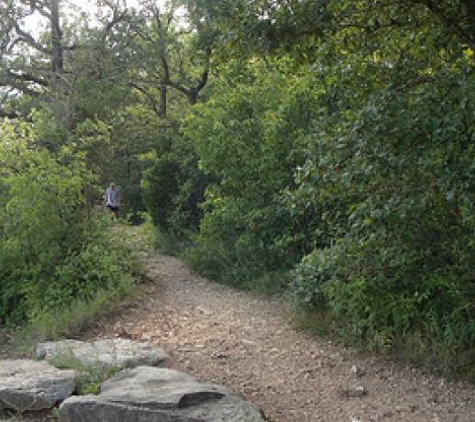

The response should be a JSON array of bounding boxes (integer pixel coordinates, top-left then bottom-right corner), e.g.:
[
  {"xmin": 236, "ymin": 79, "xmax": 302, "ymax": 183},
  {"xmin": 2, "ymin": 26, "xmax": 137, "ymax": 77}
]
[{"xmin": 84, "ymin": 251, "xmax": 475, "ymax": 422}]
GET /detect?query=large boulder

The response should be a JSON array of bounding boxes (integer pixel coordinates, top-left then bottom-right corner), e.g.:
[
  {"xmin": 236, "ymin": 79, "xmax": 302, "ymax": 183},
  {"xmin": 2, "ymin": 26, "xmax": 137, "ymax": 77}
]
[
  {"xmin": 59, "ymin": 367, "xmax": 267, "ymax": 422},
  {"xmin": 36, "ymin": 339, "xmax": 169, "ymax": 370},
  {"xmin": 0, "ymin": 360, "xmax": 76, "ymax": 412}
]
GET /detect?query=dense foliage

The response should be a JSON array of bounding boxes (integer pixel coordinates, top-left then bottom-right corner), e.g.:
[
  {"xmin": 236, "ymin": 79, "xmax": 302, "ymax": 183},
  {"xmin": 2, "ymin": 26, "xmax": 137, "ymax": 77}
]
[
  {"xmin": 0, "ymin": 120, "xmax": 133, "ymax": 326},
  {"xmin": 181, "ymin": 60, "xmax": 317, "ymax": 285},
  {"xmin": 291, "ymin": 69, "xmax": 475, "ymax": 367},
  {"xmin": 3, "ymin": 0, "xmax": 475, "ymax": 375},
  {"xmin": 177, "ymin": 0, "xmax": 475, "ymax": 372}
]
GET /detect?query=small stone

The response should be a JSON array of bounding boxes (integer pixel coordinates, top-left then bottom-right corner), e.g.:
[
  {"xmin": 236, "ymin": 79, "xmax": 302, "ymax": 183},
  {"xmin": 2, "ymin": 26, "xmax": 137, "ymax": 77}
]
[
  {"xmin": 351, "ymin": 365, "xmax": 366, "ymax": 377},
  {"xmin": 338, "ymin": 385, "xmax": 368, "ymax": 399},
  {"xmin": 211, "ymin": 352, "xmax": 230, "ymax": 359},
  {"xmin": 195, "ymin": 306, "xmax": 213, "ymax": 316}
]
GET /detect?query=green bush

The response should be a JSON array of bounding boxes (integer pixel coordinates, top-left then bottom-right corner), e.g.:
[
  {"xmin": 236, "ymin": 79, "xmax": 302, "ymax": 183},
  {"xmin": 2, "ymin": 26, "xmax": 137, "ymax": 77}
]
[
  {"xmin": 290, "ymin": 70, "xmax": 475, "ymax": 370},
  {"xmin": 141, "ymin": 137, "xmax": 211, "ymax": 237},
  {"xmin": 181, "ymin": 59, "xmax": 320, "ymax": 286},
  {"xmin": 0, "ymin": 120, "xmax": 134, "ymax": 326},
  {"xmin": 141, "ymin": 152, "xmax": 181, "ymax": 228}
]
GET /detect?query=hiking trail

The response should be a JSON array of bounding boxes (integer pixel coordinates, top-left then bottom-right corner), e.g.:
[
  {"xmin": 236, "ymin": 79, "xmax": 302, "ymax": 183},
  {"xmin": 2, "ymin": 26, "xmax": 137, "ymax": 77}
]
[{"xmin": 83, "ymin": 248, "xmax": 475, "ymax": 422}]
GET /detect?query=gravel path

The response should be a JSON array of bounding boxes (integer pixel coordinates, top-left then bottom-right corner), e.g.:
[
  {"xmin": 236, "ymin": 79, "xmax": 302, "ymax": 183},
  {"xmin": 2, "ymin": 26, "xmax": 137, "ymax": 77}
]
[{"xmin": 84, "ymin": 251, "xmax": 475, "ymax": 422}]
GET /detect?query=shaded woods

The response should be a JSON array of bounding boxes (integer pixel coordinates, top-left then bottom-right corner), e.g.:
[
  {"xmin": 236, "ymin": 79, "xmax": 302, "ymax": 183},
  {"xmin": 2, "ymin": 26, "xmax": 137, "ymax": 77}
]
[{"xmin": 2, "ymin": 0, "xmax": 475, "ymax": 377}]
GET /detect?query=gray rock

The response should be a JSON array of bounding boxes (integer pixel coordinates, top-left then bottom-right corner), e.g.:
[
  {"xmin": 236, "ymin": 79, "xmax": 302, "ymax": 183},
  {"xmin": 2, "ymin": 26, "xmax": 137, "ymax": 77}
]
[
  {"xmin": 59, "ymin": 367, "xmax": 267, "ymax": 422},
  {"xmin": 0, "ymin": 360, "xmax": 76, "ymax": 412},
  {"xmin": 36, "ymin": 339, "xmax": 169, "ymax": 370},
  {"xmin": 0, "ymin": 411, "xmax": 54, "ymax": 422}
]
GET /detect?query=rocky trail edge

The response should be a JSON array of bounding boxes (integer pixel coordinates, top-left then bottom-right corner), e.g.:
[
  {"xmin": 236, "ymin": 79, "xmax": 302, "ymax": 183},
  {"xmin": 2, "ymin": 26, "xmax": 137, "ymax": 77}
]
[{"xmin": 83, "ymin": 250, "xmax": 475, "ymax": 422}]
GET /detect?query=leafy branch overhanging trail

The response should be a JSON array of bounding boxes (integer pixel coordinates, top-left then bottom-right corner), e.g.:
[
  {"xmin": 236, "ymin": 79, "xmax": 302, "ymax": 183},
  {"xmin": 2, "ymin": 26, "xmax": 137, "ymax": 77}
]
[{"xmin": 84, "ymin": 238, "xmax": 475, "ymax": 422}]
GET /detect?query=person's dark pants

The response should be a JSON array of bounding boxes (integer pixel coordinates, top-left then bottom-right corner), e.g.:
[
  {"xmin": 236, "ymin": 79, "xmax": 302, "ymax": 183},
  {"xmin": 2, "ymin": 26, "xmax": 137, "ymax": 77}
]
[{"xmin": 106, "ymin": 204, "xmax": 119, "ymax": 220}]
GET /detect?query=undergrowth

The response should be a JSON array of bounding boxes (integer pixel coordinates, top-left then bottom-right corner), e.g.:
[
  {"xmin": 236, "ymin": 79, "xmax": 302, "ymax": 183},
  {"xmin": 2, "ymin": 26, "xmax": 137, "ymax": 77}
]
[
  {"xmin": 4, "ymin": 222, "xmax": 151, "ymax": 358},
  {"xmin": 290, "ymin": 305, "xmax": 475, "ymax": 382},
  {"xmin": 13, "ymin": 280, "xmax": 133, "ymax": 356}
]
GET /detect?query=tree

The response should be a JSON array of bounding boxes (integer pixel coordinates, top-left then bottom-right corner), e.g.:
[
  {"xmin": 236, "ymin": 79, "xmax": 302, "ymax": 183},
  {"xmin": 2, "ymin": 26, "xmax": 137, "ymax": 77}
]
[
  {"xmin": 0, "ymin": 0, "xmax": 130, "ymax": 126},
  {"xmin": 127, "ymin": 0, "xmax": 212, "ymax": 120},
  {"xmin": 119, "ymin": 0, "xmax": 216, "ymax": 224}
]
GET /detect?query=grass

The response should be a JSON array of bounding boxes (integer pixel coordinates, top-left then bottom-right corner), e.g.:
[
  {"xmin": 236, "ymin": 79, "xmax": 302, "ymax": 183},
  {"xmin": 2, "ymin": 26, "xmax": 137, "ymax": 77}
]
[
  {"xmin": 289, "ymin": 304, "xmax": 475, "ymax": 383},
  {"xmin": 4, "ymin": 221, "xmax": 156, "ymax": 359},
  {"xmin": 50, "ymin": 354, "xmax": 119, "ymax": 395},
  {"xmin": 245, "ymin": 272, "xmax": 288, "ymax": 296},
  {"xmin": 11, "ymin": 280, "xmax": 134, "ymax": 358}
]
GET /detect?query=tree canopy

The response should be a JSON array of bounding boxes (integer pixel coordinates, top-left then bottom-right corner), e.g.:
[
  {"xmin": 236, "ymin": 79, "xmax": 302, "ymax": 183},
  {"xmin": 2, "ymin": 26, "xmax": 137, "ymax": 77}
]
[{"xmin": 3, "ymin": 0, "xmax": 475, "ymax": 377}]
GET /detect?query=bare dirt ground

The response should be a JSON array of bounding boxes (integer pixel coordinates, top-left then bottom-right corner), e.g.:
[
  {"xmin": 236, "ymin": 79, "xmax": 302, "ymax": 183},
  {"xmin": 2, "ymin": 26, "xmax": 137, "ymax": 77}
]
[{"xmin": 83, "ymin": 251, "xmax": 475, "ymax": 422}]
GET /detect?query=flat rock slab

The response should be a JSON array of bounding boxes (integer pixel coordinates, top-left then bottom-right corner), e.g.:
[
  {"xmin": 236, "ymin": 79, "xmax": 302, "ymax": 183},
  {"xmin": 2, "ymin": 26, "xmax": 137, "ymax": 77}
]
[
  {"xmin": 0, "ymin": 409, "xmax": 55, "ymax": 422},
  {"xmin": 36, "ymin": 339, "xmax": 169, "ymax": 370},
  {"xmin": 0, "ymin": 360, "xmax": 76, "ymax": 412},
  {"xmin": 59, "ymin": 366, "xmax": 267, "ymax": 422}
]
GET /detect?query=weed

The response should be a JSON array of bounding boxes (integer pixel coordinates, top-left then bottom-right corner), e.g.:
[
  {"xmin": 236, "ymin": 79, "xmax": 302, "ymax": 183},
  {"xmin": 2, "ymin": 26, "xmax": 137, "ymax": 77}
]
[
  {"xmin": 49, "ymin": 354, "xmax": 119, "ymax": 395},
  {"xmin": 12, "ymin": 276, "xmax": 133, "ymax": 355}
]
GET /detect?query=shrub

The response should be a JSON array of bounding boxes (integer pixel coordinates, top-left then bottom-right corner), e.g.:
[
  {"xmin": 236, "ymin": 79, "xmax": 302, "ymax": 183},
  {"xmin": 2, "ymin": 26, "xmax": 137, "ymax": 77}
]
[
  {"xmin": 0, "ymin": 120, "xmax": 135, "ymax": 327},
  {"xmin": 141, "ymin": 140, "xmax": 211, "ymax": 237},
  {"xmin": 290, "ymin": 70, "xmax": 475, "ymax": 371},
  {"xmin": 181, "ymin": 59, "xmax": 320, "ymax": 286}
]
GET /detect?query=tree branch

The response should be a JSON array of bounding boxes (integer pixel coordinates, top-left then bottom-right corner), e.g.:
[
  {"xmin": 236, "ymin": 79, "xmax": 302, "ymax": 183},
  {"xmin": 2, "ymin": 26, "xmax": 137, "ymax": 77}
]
[
  {"xmin": 13, "ymin": 21, "xmax": 51, "ymax": 55},
  {"xmin": 192, "ymin": 48, "xmax": 211, "ymax": 99},
  {"xmin": 0, "ymin": 107, "xmax": 20, "ymax": 119},
  {"xmin": 129, "ymin": 81, "xmax": 163, "ymax": 117},
  {"xmin": 100, "ymin": 0, "xmax": 131, "ymax": 38},
  {"xmin": 408, "ymin": 0, "xmax": 475, "ymax": 49},
  {"xmin": 7, "ymin": 70, "xmax": 49, "ymax": 87},
  {"xmin": 393, "ymin": 75, "xmax": 440, "ymax": 92},
  {"xmin": 462, "ymin": 0, "xmax": 475, "ymax": 26},
  {"xmin": 0, "ymin": 81, "xmax": 41, "ymax": 97}
]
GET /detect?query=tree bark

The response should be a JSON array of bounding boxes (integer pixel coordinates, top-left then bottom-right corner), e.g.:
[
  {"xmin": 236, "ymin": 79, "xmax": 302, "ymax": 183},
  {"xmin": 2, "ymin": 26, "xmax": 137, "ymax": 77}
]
[
  {"xmin": 50, "ymin": 0, "xmax": 64, "ymax": 74},
  {"xmin": 159, "ymin": 84, "xmax": 167, "ymax": 118}
]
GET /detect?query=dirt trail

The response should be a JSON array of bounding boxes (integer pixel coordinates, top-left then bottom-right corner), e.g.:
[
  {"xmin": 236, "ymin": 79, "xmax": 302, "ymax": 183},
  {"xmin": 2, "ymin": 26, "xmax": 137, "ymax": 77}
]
[{"xmin": 85, "ymin": 252, "xmax": 475, "ymax": 422}]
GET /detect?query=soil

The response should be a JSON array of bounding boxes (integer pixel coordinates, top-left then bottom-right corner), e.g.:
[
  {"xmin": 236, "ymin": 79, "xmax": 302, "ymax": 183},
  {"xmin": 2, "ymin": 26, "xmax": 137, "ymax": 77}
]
[{"xmin": 82, "ymin": 251, "xmax": 475, "ymax": 422}]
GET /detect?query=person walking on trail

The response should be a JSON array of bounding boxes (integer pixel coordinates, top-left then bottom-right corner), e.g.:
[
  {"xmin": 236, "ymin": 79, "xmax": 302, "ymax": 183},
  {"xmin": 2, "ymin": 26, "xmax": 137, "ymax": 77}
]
[{"xmin": 104, "ymin": 182, "xmax": 121, "ymax": 221}]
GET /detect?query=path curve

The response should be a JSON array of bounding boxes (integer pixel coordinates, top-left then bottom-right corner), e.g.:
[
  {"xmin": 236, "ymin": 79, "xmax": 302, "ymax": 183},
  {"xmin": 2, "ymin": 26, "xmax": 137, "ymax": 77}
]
[{"xmin": 86, "ymin": 252, "xmax": 475, "ymax": 422}]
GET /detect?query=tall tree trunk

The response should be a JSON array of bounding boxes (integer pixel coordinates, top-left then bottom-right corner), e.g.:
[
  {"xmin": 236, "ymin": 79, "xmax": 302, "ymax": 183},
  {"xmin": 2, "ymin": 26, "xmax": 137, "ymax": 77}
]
[
  {"xmin": 51, "ymin": 0, "xmax": 64, "ymax": 74},
  {"xmin": 160, "ymin": 84, "xmax": 167, "ymax": 118}
]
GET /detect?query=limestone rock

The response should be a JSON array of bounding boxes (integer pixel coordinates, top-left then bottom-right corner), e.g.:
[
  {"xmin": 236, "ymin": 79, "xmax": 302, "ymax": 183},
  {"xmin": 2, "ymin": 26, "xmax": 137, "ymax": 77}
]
[
  {"xmin": 0, "ymin": 360, "xmax": 76, "ymax": 412},
  {"xmin": 59, "ymin": 366, "xmax": 267, "ymax": 422},
  {"xmin": 36, "ymin": 339, "xmax": 169, "ymax": 370}
]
